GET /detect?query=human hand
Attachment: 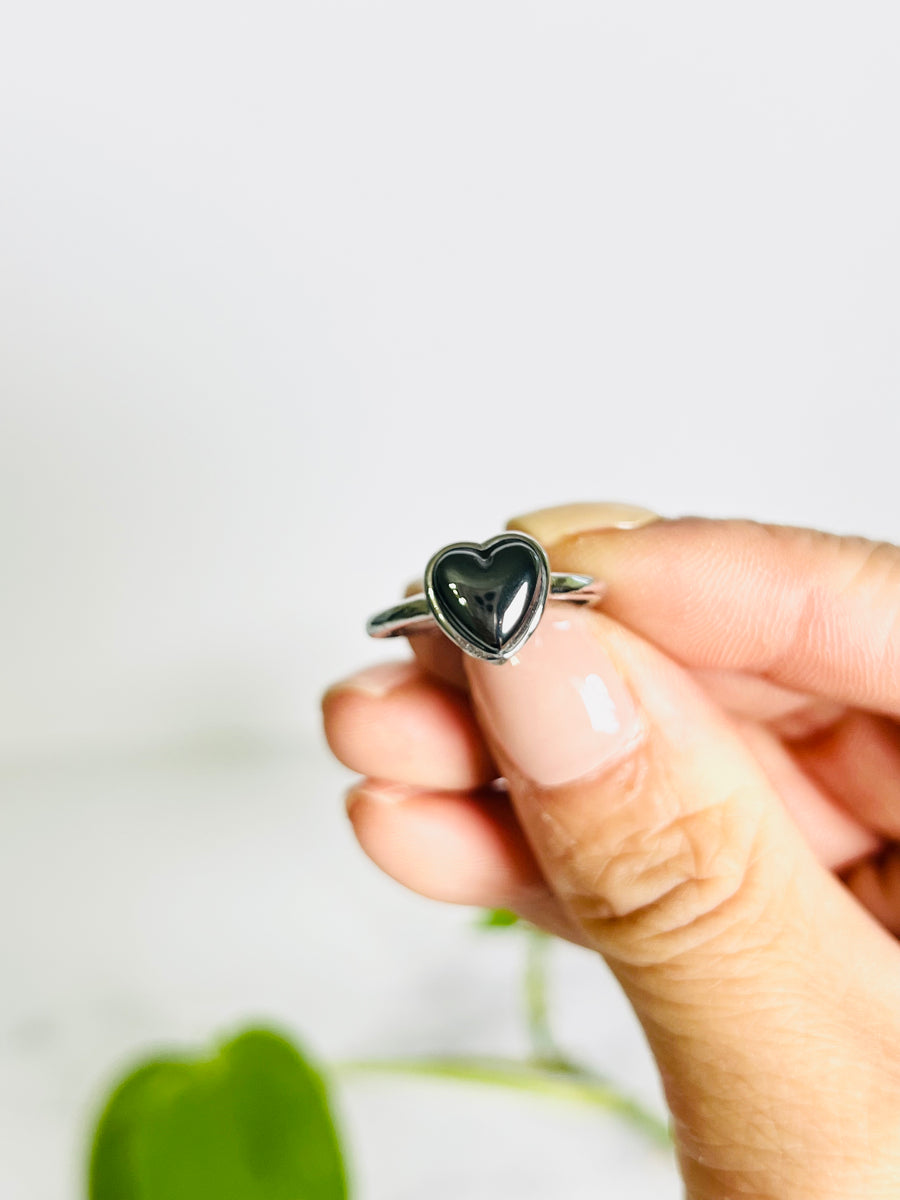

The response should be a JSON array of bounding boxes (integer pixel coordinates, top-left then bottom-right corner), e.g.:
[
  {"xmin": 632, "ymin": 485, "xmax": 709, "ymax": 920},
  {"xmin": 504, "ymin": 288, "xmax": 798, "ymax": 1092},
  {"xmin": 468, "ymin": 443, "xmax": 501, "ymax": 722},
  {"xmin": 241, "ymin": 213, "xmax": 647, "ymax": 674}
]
[{"xmin": 322, "ymin": 502, "xmax": 900, "ymax": 1199}]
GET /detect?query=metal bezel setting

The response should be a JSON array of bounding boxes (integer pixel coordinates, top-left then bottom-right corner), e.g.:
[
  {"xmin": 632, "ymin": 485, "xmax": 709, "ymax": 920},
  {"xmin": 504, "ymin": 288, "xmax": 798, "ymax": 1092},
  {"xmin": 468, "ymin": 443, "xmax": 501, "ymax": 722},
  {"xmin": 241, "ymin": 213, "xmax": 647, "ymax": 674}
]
[{"xmin": 423, "ymin": 530, "xmax": 551, "ymax": 665}]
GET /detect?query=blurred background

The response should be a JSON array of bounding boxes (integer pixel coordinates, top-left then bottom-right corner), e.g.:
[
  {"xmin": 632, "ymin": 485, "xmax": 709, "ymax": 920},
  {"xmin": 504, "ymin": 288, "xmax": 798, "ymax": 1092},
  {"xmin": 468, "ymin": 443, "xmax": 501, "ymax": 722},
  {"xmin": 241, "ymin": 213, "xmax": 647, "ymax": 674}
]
[{"xmin": 2, "ymin": 2, "xmax": 899, "ymax": 1196}]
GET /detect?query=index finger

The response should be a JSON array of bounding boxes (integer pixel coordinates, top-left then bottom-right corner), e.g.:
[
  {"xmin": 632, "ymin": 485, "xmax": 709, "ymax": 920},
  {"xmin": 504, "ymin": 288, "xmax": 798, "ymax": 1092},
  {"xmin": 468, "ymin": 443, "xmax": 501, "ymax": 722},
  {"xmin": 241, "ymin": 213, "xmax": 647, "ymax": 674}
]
[{"xmin": 510, "ymin": 508, "xmax": 900, "ymax": 715}]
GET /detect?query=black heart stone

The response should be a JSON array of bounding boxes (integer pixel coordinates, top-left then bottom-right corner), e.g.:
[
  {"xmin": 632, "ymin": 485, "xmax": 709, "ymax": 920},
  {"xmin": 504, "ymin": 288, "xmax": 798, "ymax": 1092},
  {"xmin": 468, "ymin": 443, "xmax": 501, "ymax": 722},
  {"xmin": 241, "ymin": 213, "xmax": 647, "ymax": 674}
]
[{"xmin": 427, "ymin": 534, "xmax": 548, "ymax": 661}]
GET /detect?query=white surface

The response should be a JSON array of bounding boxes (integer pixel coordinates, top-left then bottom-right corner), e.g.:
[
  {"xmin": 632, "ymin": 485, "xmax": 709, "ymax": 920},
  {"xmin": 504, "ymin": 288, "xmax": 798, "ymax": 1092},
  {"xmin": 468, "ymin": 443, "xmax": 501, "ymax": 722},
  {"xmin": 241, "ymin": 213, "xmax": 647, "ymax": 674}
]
[
  {"xmin": 2, "ymin": 1, "xmax": 900, "ymax": 761},
  {"xmin": 0, "ymin": 749, "xmax": 677, "ymax": 1199},
  {"xmin": 1, "ymin": 2, "xmax": 899, "ymax": 1195}
]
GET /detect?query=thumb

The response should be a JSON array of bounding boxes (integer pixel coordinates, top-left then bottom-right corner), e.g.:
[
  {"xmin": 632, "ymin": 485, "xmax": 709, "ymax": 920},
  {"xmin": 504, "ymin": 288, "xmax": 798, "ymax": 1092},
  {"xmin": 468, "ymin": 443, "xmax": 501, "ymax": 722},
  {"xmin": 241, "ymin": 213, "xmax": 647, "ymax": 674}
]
[{"xmin": 464, "ymin": 606, "xmax": 900, "ymax": 1198}]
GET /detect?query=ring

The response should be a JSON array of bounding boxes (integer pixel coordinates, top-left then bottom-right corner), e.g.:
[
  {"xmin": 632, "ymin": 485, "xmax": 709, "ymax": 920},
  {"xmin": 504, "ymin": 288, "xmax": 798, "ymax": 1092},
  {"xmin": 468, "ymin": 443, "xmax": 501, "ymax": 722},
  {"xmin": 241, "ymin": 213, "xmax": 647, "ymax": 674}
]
[{"xmin": 366, "ymin": 531, "xmax": 606, "ymax": 664}]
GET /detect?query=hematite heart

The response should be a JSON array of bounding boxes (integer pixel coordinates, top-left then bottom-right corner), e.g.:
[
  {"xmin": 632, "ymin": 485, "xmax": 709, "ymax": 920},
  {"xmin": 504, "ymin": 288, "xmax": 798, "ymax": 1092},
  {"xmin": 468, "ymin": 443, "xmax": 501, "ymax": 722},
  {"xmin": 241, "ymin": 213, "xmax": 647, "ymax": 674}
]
[{"xmin": 425, "ymin": 533, "xmax": 550, "ymax": 663}]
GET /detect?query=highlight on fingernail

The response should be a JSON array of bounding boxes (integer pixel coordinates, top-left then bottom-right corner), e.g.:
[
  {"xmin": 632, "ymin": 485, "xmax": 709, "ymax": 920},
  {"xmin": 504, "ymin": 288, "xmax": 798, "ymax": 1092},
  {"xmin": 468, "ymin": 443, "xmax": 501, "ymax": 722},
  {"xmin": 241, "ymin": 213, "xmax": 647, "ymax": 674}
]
[{"xmin": 466, "ymin": 608, "xmax": 644, "ymax": 788}]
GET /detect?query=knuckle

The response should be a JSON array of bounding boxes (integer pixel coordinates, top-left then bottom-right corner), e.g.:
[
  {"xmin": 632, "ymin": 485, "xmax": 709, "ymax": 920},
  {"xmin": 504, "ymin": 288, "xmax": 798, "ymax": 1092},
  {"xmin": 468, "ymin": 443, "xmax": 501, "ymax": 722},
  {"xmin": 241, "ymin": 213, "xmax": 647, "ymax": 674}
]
[{"xmin": 538, "ymin": 750, "xmax": 773, "ymax": 967}]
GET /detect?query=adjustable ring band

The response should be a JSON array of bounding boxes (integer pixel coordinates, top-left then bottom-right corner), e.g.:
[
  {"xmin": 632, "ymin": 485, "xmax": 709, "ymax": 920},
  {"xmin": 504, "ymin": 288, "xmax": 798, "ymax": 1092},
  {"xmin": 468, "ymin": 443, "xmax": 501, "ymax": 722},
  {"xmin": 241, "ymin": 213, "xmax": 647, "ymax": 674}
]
[{"xmin": 365, "ymin": 531, "xmax": 606, "ymax": 664}]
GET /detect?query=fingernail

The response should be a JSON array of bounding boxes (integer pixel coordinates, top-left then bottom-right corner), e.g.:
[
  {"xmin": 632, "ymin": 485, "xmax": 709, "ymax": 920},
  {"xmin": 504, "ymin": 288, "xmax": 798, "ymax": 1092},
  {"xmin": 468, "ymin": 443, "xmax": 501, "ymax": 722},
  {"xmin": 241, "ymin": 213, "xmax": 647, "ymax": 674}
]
[
  {"xmin": 508, "ymin": 501, "xmax": 660, "ymax": 548},
  {"xmin": 465, "ymin": 609, "xmax": 642, "ymax": 788},
  {"xmin": 325, "ymin": 660, "xmax": 418, "ymax": 699},
  {"xmin": 345, "ymin": 780, "xmax": 419, "ymax": 814}
]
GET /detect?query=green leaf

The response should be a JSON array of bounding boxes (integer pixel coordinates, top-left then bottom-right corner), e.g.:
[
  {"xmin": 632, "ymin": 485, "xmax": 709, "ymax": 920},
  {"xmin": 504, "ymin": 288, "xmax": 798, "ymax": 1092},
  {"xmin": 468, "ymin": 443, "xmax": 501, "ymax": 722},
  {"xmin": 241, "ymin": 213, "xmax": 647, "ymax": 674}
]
[
  {"xmin": 476, "ymin": 907, "xmax": 521, "ymax": 929},
  {"xmin": 89, "ymin": 1027, "xmax": 348, "ymax": 1200}
]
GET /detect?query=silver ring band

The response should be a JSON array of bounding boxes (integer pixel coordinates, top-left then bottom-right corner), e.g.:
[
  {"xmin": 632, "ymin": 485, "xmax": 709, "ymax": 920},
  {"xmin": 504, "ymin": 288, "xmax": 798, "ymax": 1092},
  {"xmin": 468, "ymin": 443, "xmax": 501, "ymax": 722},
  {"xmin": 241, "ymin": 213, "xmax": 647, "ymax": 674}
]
[{"xmin": 365, "ymin": 531, "xmax": 605, "ymax": 664}]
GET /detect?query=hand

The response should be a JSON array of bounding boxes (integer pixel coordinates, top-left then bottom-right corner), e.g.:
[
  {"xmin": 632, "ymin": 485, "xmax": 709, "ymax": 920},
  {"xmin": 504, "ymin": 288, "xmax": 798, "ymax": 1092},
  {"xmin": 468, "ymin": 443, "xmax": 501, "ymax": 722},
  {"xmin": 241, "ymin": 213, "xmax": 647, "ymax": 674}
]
[{"xmin": 322, "ymin": 502, "xmax": 900, "ymax": 1199}]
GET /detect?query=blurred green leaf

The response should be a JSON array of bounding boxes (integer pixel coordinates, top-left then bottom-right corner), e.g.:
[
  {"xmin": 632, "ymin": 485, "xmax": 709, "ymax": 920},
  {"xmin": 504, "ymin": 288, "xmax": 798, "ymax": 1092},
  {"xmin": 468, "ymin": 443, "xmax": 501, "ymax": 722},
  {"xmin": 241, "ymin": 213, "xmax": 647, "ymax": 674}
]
[
  {"xmin": 477, "ymin": 907, "xmax": 521, "ymax": 929},
  {"xmin": 89, "ymin": 1027, "xmax": 348, "ymax": 1200}
]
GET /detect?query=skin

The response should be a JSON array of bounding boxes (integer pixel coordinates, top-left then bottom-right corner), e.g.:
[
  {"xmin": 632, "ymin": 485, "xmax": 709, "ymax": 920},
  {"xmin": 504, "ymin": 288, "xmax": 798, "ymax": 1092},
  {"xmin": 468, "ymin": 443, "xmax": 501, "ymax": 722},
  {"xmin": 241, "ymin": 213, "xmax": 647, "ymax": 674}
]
[{"xmin": 322, "ymin": 508, "xmax": 900, "ymax": 1199}]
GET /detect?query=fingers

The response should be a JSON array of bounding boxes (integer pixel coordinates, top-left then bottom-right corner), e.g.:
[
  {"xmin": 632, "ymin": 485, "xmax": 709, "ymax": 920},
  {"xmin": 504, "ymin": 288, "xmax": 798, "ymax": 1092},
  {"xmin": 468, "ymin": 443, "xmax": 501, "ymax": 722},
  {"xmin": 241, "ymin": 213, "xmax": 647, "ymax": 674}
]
[
  {"xmin": 464, "ymin": 604, "xmax": 900, "ymax": 1197},
  {"xmin": 690, "ymin": 666, "xmax": 847, "ymax": 738},
  {"xmin": 733, "ymin": 716, "xmax": 879, "ymax": 869},
  {"xmin": 345, "ymin": 780, "xmax": 539, "ymax": 904},
  {"xmin": 510, "ymin": 504, "xmax": 900, "ymax": 715},
  {"xmin": 792, "ymin": 711, "xmax": 900, "ymax": 840},
  {"xmin": 322, "ymin": 661, "xmax": 495, "ymax": 789},
  {"xmin": 412, "ymin": 631, "xmax": 854, "ymax": 737},
  {"xmin": 324, "ymin": 657, "xmax": 580, "ymax": 938},
  {"xmin": 323, "ymin": 655, "xmax": 878, "ymax": 872},
  {"xmin": 345, "ymin": 779, "xmax": 587, "ymax": 943},
  {"xmin": 401, "ymin": 621, "xmax": 887, "ymax": 864}
]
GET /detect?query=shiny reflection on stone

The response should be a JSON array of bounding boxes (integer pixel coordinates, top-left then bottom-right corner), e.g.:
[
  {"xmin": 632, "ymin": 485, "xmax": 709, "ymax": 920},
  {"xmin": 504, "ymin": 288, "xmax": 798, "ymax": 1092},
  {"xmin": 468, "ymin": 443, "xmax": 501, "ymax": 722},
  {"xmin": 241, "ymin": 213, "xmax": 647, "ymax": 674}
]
[{"xmin": 501, "ymin": 579, "xmax": 530, "ymax": 640}]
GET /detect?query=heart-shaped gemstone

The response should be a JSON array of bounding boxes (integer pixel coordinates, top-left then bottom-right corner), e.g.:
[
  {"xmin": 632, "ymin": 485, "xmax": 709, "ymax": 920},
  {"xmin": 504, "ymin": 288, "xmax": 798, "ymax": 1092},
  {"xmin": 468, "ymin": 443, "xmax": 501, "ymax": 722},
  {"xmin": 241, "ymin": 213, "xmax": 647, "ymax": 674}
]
[{"xmin": 425, "ymin": 533, "xmax": 550, "ymax": 662}]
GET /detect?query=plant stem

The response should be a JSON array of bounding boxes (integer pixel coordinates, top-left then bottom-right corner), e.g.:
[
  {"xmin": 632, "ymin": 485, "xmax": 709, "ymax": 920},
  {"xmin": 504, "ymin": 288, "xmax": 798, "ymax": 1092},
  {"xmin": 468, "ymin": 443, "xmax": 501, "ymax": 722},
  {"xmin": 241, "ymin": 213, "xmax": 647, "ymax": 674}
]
[
  {"xmin": 524, "ymin": 929, "xmax": 560, "ymax": 1065},
  {"xmin": 521, "ymin": 927, "xmax": 587, "ymax": 1077},
  {"xmin": 335, "ymin": 1056, "xmax": 671, "ymax": 1146}
]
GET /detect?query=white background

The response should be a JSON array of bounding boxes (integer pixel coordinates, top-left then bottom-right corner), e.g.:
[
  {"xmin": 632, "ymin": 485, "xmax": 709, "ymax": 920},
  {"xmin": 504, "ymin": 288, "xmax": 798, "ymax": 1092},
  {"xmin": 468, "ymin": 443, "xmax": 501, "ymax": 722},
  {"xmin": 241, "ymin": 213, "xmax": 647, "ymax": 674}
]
[{"xmin": 1, "ymin": 3, "xmax": 899, "ymax": 1196}]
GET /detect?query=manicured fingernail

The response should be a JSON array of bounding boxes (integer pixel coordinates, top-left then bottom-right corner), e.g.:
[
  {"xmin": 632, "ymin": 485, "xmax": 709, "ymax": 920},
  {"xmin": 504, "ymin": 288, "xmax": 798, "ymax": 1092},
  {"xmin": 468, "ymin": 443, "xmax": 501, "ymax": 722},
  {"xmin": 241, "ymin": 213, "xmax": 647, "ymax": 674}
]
[
  {"xmin": 326, "ymin": 660, "xmax": 418, "ymax": 699},
  {"xmin": 465, "ymin": 609, "xmax": 642, "ymax": 788},
  {"xmin": 508, "ymin": 501, "xmax": 660, "ymax": 548}
]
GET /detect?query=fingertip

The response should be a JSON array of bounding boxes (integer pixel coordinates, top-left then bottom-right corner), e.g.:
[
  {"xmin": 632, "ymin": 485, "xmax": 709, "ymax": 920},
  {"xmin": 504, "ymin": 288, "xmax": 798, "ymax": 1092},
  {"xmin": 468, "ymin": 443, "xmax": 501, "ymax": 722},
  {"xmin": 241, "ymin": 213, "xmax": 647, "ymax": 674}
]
[
  {"xmin": 322, "ymin": 659, "xmax": 494, "ymax": 789},
  {"xmin": 345, "ymin": 780, "xmax": 545, "ymax": 906}
]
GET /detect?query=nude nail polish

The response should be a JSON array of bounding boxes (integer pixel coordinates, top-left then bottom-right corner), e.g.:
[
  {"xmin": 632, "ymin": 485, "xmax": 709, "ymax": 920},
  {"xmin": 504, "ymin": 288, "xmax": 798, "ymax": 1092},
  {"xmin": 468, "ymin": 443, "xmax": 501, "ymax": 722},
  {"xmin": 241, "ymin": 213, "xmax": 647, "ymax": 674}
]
[
  {"xmin": 465, "ymin": 608, "xmax": 642, "ymax": 788},
  {"xmin": 507, "ymin": 501, "xmax": 661, "ymax": 548}
]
